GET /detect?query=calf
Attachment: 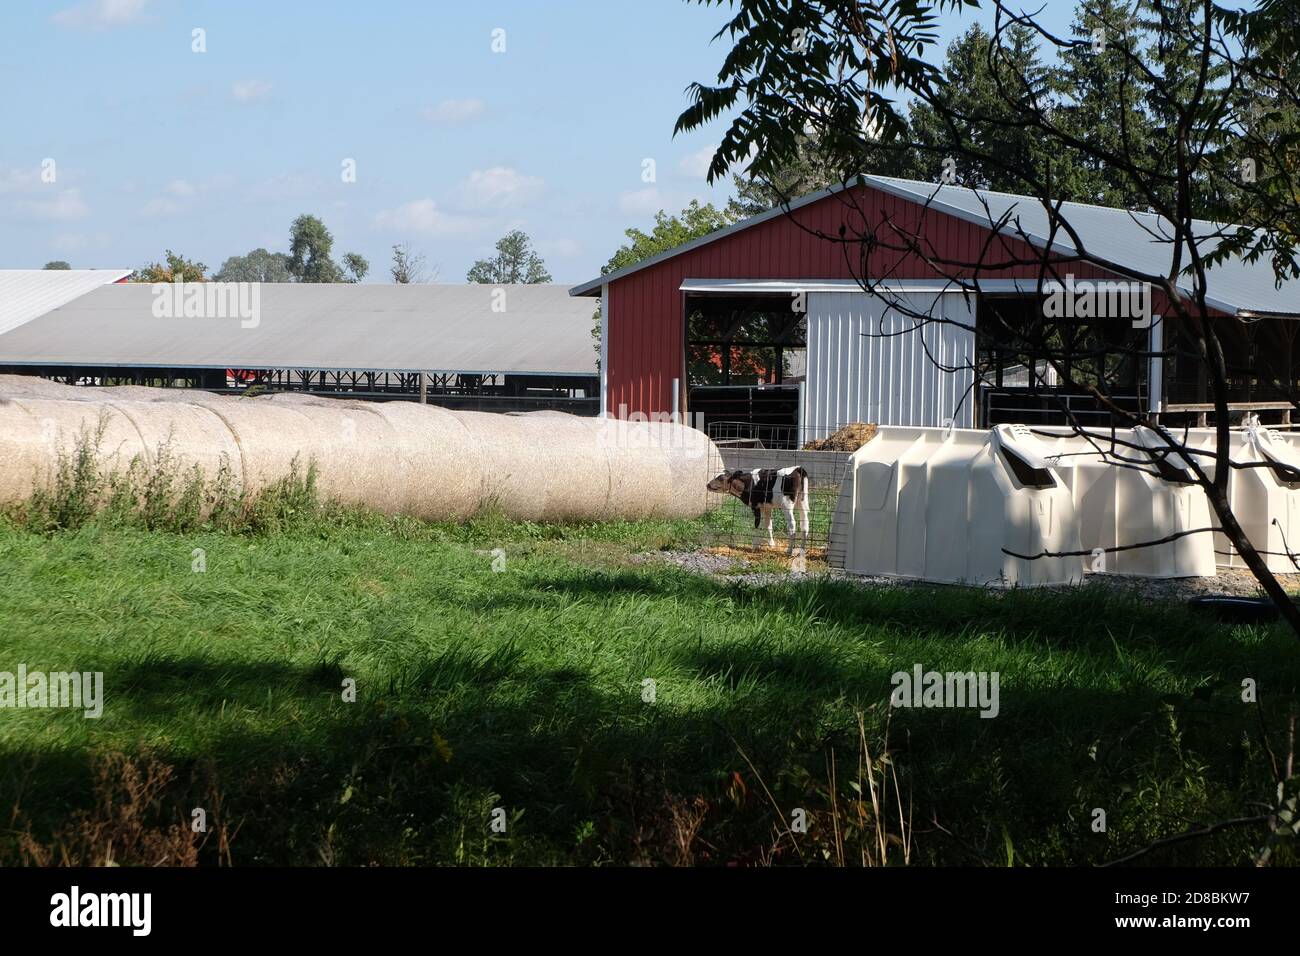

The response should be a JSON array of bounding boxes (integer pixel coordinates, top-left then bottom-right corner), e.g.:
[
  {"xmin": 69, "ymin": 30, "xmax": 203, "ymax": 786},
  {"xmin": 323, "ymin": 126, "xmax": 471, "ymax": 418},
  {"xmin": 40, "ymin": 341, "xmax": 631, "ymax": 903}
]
[{"xmin": 707, "ymin": 466, "xmax": 810, "ymax": 553}]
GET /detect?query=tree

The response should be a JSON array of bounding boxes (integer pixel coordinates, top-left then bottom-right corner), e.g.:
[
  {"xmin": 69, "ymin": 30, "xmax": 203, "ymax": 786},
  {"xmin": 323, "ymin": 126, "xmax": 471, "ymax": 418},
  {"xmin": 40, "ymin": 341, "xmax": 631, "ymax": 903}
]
[
  {"xmin": 1214, "ymin": 0, "xmax": 1300, "ymax": 272},
  {"xmin": 730, "ymin": 124, "xmax": 921, "ymax": 217},
  {"xmin": 132, "ymin": 250, "xmax": 207, "ymax": 283},
  {"xmin": 287, "ymin": 214, "xmax": 368, "ymax": 283},
  {"xmin": 214, "ymin": 248, "xmax": 293, "ymax": 282},
  {"xmin": 602, "ymin": 200, "xmax": 738, "ymax": 274},
  {"xmin": 904, "ymin": 22, "xmax": 1086, "ymax": 194},
  {"xmin": 390, "ymin": 243, "xmax": 433, "ymax": 283},
  {"xmin": 730, "ymin": 136, "xmax": 847, "ymax": 217},
  {"xmin": 1055, "ymin": 0, "xmax": 1154, "ymax": 208},
  {"xmin": 466, "ymin": 230, "xmax": 551, "ymax": 284},
  {"xmin": 675, "ymin": 0, "xmax": 974, "ymax": 186},
  {"xmin": 42, "ymin": 261, "xmax": 71, "ymax": 270},
  {"xmin": 287, "ymin": 214, "xmax": 336, "ymax": 282},
  {"xmin": 340, "ymin": 252, "xmax": 369, "ymax": 283}
]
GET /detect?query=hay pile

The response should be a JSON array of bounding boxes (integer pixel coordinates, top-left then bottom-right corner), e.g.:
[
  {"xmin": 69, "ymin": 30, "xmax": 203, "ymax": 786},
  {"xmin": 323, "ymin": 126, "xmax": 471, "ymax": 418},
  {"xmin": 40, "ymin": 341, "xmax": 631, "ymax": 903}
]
[
  {"xmin": 802, "ymin": 422, "xmax": 878, "ymax": 452},
  {"xmin": 0, "ymin": 376, "xmax": 724, "ymax": 522}
]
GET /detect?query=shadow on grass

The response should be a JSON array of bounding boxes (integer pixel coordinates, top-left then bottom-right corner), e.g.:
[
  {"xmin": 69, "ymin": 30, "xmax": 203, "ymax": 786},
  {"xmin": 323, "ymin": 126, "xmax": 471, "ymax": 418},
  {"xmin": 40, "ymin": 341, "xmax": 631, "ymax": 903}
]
[
  {"xmin": 476, "ymin": 562, "xmax": 1300, "ymax": 690},
  {"xmin": 2, "ymin": 623, "xmax": 1291, "ymax": 866}
]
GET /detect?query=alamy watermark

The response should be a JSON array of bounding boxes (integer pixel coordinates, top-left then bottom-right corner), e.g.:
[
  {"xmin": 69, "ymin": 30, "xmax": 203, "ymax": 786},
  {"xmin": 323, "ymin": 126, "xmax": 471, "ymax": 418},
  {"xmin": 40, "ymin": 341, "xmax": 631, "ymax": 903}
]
[
  {"xmin": 890, "ymin": 664, "xmax": 999, "ymax": 718},
  {"xmin": 0, "ymin": 666, "xmax": 103, "ymax": 718},
  {"xmin": 50, "ymin": 886, "xmax": 150, "ymax": 936},
  {"xmin": 1042, "ymin": 274, "xmax": 1154, "ymax": 329},
  {"xmin": 151, "ymin": 280, "xmax": 261, "ymax": 329}
]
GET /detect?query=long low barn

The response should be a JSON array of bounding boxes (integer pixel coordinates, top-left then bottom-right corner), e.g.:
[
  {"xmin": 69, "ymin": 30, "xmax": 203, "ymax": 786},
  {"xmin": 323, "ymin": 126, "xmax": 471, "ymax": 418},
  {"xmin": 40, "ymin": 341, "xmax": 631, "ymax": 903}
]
[{"xmin": 0, "ymin": 276, "xmax": 599, "ymax": 412}]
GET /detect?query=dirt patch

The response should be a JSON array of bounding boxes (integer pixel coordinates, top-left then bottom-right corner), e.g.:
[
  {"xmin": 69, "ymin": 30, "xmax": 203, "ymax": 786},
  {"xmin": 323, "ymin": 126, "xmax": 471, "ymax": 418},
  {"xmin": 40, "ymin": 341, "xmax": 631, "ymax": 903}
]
[
  {"xmin": 631, "ymin": 550, "xmax": 747, "ymax": 576},
  {"xmin": 635, "ymin": 547, "xmax": 860, "ymax": 589},
  {"xmin": 697, "ymin": 544, "xmax": 829, "ymax": 563}
]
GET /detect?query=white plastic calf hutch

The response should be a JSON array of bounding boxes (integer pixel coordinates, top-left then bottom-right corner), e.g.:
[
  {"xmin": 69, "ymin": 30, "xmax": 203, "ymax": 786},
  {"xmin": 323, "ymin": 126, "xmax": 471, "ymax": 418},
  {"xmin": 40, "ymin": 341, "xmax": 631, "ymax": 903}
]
[
  {"xmin": 1033, "ymin": 426, "xmax": 1217, "ymax": 579},
  {"xmin": 1180, "ymin": 425, "xmax": 1300, "ymax": 574},
  {"xmin": 829, "ymin": 424, "xmax": 1084, "ymax": 586},
  {"xmin": 1045, "ymin": 424, "xmax": 1300, "ymax": 575}
]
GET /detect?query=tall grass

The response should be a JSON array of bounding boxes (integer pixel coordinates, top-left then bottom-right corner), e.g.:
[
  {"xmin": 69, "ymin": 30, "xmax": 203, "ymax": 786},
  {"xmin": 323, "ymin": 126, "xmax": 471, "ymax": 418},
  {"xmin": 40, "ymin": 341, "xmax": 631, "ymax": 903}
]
[{"xmin": 14, "ymin": 423, "xmax": 322, "ymax": 536}]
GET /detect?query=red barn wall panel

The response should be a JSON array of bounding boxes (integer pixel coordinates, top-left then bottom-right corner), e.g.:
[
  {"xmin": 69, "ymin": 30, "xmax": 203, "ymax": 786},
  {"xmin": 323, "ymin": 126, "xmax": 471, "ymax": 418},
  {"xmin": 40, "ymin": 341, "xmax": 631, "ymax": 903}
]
[{"xmin": 604, "ymin": 183, "xmax": 1130, "ymax": 416}]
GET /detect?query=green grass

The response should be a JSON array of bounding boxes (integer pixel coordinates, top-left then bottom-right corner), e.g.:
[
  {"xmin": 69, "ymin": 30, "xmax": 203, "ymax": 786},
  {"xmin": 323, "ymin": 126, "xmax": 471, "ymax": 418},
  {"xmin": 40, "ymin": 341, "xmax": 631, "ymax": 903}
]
[{"xmin": 0, "ymin": 498, "xmax": 1298, "ymax": 865}]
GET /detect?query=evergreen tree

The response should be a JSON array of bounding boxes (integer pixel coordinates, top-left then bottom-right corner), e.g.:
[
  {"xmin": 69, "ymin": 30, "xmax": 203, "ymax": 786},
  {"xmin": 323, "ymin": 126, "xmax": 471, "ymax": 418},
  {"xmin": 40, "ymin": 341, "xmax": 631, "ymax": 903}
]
[{"xmin": 1056, "ymin": 0, "xmax": 1153, "ymax": 208}]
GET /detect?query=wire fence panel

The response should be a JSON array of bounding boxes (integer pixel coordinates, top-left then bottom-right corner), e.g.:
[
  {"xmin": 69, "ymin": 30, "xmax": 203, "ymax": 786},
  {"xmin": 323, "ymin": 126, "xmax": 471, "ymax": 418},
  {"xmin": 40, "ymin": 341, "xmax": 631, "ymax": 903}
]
[{"xmin": 698, "ymin": 421, "xmax": 860, "ymax": 565}]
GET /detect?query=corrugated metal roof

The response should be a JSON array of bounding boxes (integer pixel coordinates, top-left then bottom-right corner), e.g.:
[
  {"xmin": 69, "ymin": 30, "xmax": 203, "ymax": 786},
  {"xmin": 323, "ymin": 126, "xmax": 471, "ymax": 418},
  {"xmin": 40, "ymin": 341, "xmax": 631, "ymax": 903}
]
[
  {"xmin": 866, "ymin": 176, "xmax": 1300, "ymax": 317},
  {"xmin": 0, "ymin": 269, "xmax": 131, "ymax": 335},
  {"xmin": 0, "ymin": 282, "xmax": 599, "ymax": 376},
  {"xmin": 573, "ymin": 176, "xmax": 1300, "ymax": 316}
]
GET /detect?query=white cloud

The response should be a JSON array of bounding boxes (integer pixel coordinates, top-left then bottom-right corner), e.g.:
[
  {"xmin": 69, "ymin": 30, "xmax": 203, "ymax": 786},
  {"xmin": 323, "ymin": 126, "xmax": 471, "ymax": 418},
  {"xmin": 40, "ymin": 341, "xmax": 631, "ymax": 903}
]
[
  {"xmin": 232, "ymin": 80, "xmax": 272, "ymax": 103},
  {"xmin": 139, "ymin": 179, "xmax": 203, "ymax": 217},
  {"xmin": 52, "ymin": 233, "xmax": 89, "ymax": 252},
  {"xmin": 618, "ymin": 186, "xmax": 714, "ymax": 218},
  {"xmin": 679, "ymin": 145, "xmax": 719, "ymax": 179},
  {"xmin": 537, "ymin": 238, "xmax": 581, "ymax": 259},
  {"xmin": 374, "ymin": 199, "xmax": 480, "ymax": 238},
  {"xmin": 0, "ymin": 166, "xmax": 42, "ymax": 195},
  {"xmin": 139, "ymin": 196, "xmax": 181, "ymax": 218},
  {"xmin": 17, "ymin": 188, "xmax": 89, "ymax": 221},
  {"xmin": 245, "ymin": 172, "xmax": 320, "ymax": 203},
  {"xmin": 457, "ymin": 167, "xmax": 543, "ymax": 209},
  {"xmin": 422, "ymin": 98, "xmax": 485, "ymax": 124},
  {"xmin": 52, "ymin": 0, "xmax": 150, "ymax": 30},
  {"xmin": 618, "ymin": 187, "xmax": 664, "ymax": 216}
]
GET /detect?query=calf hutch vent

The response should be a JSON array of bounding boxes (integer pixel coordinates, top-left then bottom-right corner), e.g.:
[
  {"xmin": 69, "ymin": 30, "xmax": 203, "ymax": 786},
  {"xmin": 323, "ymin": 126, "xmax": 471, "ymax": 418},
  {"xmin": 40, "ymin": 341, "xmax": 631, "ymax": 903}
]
[
  {"xmin": 828, "ymin": 425, "xmax": 1084, "ymax": 587},
  {"xmin": 1034, "ymin": 426, "xmax": 1217, "ymax": 579},
  {"xmin": 0, "ymin": 378, "xmax": 723, "ymax": 523}
]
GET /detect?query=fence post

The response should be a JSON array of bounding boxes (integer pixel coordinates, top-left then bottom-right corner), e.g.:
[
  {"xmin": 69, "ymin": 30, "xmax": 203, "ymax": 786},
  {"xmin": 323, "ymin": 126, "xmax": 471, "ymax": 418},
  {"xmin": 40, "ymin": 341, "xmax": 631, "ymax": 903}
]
[{"xmin": 798, "ymin": 381, "xmax": 805, "ymax": 448}]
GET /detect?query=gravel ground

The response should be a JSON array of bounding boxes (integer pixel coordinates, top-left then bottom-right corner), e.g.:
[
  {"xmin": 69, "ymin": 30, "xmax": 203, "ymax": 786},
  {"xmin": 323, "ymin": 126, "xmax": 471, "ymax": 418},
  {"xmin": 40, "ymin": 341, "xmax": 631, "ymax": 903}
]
[{"xmin": 635, "ymin": 548, "xmax": 1300, "ymax": 601}]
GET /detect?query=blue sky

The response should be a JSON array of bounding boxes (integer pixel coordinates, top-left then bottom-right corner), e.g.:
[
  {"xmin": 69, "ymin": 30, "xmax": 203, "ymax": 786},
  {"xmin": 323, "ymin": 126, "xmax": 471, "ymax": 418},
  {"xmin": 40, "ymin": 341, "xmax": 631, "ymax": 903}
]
[{"xmin": 1, "ymin": 0, "xmax": 1075, "ymax": 283}]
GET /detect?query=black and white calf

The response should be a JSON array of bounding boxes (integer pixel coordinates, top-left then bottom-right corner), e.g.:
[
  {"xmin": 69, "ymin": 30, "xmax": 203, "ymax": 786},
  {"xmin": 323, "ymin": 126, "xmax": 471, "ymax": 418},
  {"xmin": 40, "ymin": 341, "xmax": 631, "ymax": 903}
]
[{"xmin": 707, "ymin": 466, "xmax": 811, "ymax": 553}]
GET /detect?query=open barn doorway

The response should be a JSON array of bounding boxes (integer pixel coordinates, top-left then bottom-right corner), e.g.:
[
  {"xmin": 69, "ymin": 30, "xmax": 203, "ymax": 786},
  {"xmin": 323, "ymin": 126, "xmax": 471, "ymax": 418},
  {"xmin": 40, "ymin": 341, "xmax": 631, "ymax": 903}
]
[
  {"xmin": 1162, "ymin": 314, "xmax": 1300, "ymax": 428},
  {"xmin": 975, "ymin": 294, "xmax": 1146, "ymax": 427},
  {"xmin": 684, "ymin": 292, "xmax": 807, "ymax": 449}
]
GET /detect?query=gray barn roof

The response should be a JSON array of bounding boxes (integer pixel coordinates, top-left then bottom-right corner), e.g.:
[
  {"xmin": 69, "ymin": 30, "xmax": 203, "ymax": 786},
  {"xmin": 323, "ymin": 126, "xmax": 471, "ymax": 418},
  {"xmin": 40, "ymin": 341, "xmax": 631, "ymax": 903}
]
[
  {"xmin": 0, "ymin": 282, "xmax": 599, "ymax": 376},
  {"xmin": 571, "ymin": 175, "xmax": 1300, "ymax": 317}
]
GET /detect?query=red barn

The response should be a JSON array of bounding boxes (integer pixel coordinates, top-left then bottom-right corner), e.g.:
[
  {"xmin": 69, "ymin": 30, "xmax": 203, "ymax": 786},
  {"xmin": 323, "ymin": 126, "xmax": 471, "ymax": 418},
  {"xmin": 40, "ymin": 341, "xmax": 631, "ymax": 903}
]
[{"xmin": 570, "ymin": 175, "xmax": 1300, "ymax": 443}]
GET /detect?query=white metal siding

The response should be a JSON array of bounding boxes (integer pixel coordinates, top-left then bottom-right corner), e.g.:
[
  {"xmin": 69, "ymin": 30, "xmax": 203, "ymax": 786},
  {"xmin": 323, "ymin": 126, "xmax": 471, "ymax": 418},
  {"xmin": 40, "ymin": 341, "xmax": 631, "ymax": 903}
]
[{"xmin": 804, "ymin": 291, "xmax": 976, "ymax": 434}]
